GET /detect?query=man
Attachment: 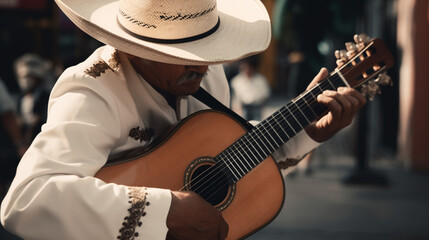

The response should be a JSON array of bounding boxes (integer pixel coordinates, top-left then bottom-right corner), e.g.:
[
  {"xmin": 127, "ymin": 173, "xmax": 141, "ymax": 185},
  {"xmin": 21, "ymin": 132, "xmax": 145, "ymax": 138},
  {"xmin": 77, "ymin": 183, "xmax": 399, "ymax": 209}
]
[
  {"xmin": 14, "ymin": 54, "xmax": 52, "ymax": 145},
  {"xmin": 230, "ymin": 55, "xmax": 271, "ymax": 120},
  {"xmin": 1, "ymin": 0, "xmax": 366, "ymax": 239}
]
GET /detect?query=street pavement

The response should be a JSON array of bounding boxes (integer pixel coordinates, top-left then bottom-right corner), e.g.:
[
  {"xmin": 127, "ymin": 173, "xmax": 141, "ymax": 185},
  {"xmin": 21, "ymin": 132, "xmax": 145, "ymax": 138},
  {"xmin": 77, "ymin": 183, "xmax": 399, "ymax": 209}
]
[{"xmin": 248, "ymin": 154, "xmax": 429, "ymax": 240}]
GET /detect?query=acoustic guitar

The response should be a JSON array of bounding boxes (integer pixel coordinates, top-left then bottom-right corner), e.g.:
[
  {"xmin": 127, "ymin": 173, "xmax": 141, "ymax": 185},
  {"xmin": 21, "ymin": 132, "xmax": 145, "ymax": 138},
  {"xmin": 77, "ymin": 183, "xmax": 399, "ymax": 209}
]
[{"xmin": 95, "ymin": 34, "xmax": 394, "ymax": 239}]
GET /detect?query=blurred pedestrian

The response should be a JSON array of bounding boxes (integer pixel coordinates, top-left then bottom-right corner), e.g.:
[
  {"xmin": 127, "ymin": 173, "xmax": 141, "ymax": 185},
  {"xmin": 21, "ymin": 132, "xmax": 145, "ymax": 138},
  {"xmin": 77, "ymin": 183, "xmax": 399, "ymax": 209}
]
[
  {"xmin": 230, "ymin": 55, "xmax": 271, "ymax": 120},
  {"xmin": 14, "ymin": 54, "xmax": 53, "ymax": 143}
]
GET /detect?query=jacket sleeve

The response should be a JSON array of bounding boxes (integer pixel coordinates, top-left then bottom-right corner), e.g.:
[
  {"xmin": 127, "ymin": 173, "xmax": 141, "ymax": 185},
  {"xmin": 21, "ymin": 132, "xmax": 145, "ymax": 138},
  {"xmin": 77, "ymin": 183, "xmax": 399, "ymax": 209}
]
[
  {"xmin": 272, "ymin": 129, "xmax": 321, "ymax": 176},
  {"xmin": 1, "ymin": 66, "xmax": 171, "ymax": 240}
]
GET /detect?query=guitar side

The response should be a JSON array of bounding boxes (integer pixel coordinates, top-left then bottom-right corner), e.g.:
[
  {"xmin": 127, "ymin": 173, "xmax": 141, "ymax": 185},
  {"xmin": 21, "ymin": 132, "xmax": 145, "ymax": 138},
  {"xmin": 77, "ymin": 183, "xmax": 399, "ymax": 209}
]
[{"xmin": 95, "ymin": 110, "xmax": 285, "ymax": 239}]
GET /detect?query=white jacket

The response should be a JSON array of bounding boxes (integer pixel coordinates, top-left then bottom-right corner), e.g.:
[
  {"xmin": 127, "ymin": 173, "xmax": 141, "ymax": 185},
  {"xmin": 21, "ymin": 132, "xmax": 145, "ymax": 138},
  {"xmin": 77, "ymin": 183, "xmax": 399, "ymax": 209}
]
[{"xmin": 1, "ymin": 46, "xmax": 319, "ymax": 240}]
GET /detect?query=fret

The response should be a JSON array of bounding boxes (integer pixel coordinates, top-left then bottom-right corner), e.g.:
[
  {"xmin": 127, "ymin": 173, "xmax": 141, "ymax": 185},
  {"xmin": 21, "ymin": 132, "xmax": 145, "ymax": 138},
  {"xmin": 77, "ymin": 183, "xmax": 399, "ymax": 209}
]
[
  {"xmin": 239, "ymin": 136, "xmax": 261, "ymax": 166},
  {"xmin": 258, "ymin": 120, "xmax": 282, "ymax": 149},
  {"xmin": 326, "ymin": 76, "xmax": 336, "ymax": 89},
  {"xmin": 245, "ymin": 132, "xmax": 267, "ymax": 160},
  {"xmin": 316, "ymin": 83, "xmax": 325, "ymax": 93},
  {"xmin": 332, "ymin": 74, "xmax": 347, "ymax": 88},
  {"xmin": 266, "ymin": 117, "xmax": 284, "ymax": 145},
  {"xmin": 272, "ymin": 110, "xmax": 296, "ymax": 139},
  {"xmin": 334, "ymin": 69, "xmax": 351, "ymax": 87},
  {"xmin": 216, "ymin": 72, "xmax": 352, "ymax": 182},
  {"xmin": 223, "ymin": 149, "xmax": 245, "ymax": 178},
  {"xmin": 250, "ymin": 130, "xmax": 272, "ymax": 155},
  {"xmin": 301, "ymin": 94, "xmax": 318, "ymax": 118},
  {"xmin": 278, "ymin": 107, "xmax": 297, "ymax": 135},
  {"xmin": 253, "ymin": 125, "xmax": 277, "ymax": 153},
  {"xmin": 239, "ymin": 138, "xmax": 260, "ymax": 167},
  {"xmin": 291, "ymin": 100, "xmax": 311, "ymax": 125},
  {"xmin": 232, "ymin": 145, "xmax": 251, "ymax": 173},
  {"xmin": 284, "ymin": 104, "xmax": 304, "ymax": 130},
  {"xmin": 307, "ymin": 90, "xmax": 327, "ymax": 116},
  {"xmin": 272, "ymin": 114, "xmax": 291, "ymax": 140},
  {"xmin": 234, "ymin": 141, "xmax": 255, "ymax": 170}
]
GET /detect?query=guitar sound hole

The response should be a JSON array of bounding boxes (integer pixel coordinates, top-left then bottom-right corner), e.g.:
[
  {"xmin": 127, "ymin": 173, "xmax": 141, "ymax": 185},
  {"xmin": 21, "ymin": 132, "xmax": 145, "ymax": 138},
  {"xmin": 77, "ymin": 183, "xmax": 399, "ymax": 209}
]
[{"xmin": 189, "ymin": 163, "xmax": 232, "ymax": 207}]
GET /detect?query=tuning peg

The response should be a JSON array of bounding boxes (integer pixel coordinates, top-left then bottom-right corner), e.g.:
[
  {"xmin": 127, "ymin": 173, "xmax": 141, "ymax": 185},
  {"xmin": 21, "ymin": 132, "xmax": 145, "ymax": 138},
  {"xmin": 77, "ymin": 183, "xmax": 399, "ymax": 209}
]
[
  {"xmin": 353, "ymin": 33, "xmax": 371, "ymax": 49},
  {"xmin": 361, "ymin": 80, "xmax": 380, "ymax": 101},
  {"xmin": 335, "ymin": 49, "xmax": 348, "ymax": 66},
  {"xmin": 345, "ymin": 42, "xmax": 358, "ymax": 58},
  {"xmin": 374, "ymin": 72, "xmax": 393, "ymax": 86},
  {"xmin": 340, "ymin": 50, "xmax": 348, "ymax": 61},
  {"xmin": 354, "ymin": 33, "xmax": 370, "ymax": 43},
  {"xmin": 360, "ymin": 72, "xmax": 393, "ymax": 101},
  {"xmin": 335, "ymin": 50, "xmax": 341, "ymax": 59},
  {"xmin": 345, "ymin": 42, "xmax": 358, "ymax": 52}
]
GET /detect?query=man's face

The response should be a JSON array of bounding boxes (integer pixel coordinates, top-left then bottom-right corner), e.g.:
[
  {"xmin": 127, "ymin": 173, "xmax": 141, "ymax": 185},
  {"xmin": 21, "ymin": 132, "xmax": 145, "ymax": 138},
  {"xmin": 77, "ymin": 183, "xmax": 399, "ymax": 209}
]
[{"xmin": 130, "ymin": 57, "xmax": 208, "ymax": 96}]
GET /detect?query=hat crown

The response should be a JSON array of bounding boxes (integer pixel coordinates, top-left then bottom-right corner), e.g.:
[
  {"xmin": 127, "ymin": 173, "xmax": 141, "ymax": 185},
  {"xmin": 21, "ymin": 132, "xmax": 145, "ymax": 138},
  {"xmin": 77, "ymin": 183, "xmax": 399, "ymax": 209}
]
[{"xmin": 118, "ymin": 0, "xmax": 219, "ymax": 41}]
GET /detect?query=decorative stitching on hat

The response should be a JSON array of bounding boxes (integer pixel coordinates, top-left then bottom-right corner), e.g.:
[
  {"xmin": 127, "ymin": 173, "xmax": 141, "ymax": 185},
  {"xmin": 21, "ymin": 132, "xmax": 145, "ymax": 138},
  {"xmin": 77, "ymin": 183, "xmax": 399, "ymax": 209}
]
[
  {"xmin": 117, "ymin": 187, "xmax": 150, "ymax": 240},
  {"xmin": 119, "ymin": 9, "xmax": 157, "ymax": 29},
  {"xmin": 159, "ymin": 3, "xmax": 216, "ymax": 21},
  {"xmin": 84, "ymin": 51, "xmax": 121, "ymax": 78}
]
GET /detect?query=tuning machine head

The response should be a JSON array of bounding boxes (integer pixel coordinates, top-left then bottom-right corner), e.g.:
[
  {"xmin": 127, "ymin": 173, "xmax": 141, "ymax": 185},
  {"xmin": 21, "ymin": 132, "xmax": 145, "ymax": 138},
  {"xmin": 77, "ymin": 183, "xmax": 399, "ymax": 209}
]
[
  {"xmin": 335, "ymin": 49, "xmax": 348, "ymax": 66},
  {"xmin": 360, "ymin": 72, "xmax": 393, "ymax": 101},
  {"xmin": 354, "ymin": 33, "xmax": 370, "ymax": 49},
  {"xmin": 336, "ymin": 33, "xmax": 370, "ymax": 67}
]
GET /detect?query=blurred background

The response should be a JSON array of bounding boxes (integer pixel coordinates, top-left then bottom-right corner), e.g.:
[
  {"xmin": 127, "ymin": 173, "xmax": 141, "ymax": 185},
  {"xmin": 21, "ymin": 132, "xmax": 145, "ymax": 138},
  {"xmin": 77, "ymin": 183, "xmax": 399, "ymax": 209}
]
[{"xmin": 0, "ymin": 0, "xmax": 428, "ymax": 239}]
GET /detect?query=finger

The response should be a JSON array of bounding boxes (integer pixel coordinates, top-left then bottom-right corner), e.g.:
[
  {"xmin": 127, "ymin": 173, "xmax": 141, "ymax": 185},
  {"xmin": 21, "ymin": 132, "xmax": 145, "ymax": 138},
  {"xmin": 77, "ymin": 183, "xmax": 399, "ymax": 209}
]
[
  {"xmin": 322, "ymin": 90, "xmax": 357, "ymax": 127},
  {"xmin": 307, "ymin": 68, "xmax": 329, "ymax": 90},
  {"xmin": 338, "ymin": 87, "xmax": 367, "ymax": 114},
  {"xmin": 317, "ymin": 92, "xmax": 342, "ymax": 120},
  {"xmin": 345, "ymin": 87, "xmax": 367, "ymax": 107},
  {"xmin": 333, "ymin": 88, "xmax": 355, "ymax": 119}
]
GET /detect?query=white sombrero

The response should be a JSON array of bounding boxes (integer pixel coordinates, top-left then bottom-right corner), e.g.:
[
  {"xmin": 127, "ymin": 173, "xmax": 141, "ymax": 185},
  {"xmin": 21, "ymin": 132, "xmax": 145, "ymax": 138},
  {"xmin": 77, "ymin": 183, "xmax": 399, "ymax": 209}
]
[{"xmin": 54, "ymin": 0, "xmax": 271, "ymax": 65}]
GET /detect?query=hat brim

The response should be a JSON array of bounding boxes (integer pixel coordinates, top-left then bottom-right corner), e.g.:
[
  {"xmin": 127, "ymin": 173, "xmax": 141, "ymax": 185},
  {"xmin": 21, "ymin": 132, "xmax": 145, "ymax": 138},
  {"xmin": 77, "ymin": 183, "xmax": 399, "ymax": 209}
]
[{"xmin": 55, "ymin": 0, "xmax": 271, "ymax": 65}]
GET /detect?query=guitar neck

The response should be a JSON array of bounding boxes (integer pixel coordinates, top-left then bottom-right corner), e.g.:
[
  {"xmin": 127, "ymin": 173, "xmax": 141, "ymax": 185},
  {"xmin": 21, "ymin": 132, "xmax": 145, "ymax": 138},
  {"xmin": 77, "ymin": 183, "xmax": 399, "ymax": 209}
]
[
  {"xmin": 216, "ymin": 71, "xmax": 347, "ymax": 182},
  {"xmin": 215, "ymin": 36, "xmax": 394, "ymax": 182}
]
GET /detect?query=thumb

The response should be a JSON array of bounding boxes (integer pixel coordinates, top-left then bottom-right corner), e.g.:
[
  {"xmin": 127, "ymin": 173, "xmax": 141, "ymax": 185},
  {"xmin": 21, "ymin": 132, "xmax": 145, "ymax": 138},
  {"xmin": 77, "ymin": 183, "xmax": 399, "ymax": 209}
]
[{"xmin": 306, "ymin": 68, "xmax": 329, "ymax": 90}]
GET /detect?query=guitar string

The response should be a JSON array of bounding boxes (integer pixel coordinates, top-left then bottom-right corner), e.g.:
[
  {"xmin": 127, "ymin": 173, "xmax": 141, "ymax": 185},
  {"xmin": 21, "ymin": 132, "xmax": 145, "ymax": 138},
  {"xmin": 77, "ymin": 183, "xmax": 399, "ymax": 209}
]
[
  {"xmin": 187, "ymin": 49, "xmax": 380, "ymax": 202},
  {"xmin": 180, "ymin": 75, "xmax": 343, "ymax": 197},
  {"xmin": 194, "ymin": 77, "xmax": 343, "ymax": 202},
  {"xmin": 180, "ymin": 75, "xmax": 345, "ymax": 198},
  {"xmin": 181, "ymin": 75, "xmax": 343, "ymax": 198},
  {"xmin": 185, "ymin": 51, "xmax": 380, "ymax": 200}
]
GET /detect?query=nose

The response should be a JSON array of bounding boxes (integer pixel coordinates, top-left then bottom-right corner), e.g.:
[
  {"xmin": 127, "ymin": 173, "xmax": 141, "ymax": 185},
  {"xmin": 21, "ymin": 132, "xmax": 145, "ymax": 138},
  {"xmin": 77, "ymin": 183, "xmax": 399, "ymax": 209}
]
[{"xmin": 186, "ymin": 65, "xmax": 209, "ymax": 74}]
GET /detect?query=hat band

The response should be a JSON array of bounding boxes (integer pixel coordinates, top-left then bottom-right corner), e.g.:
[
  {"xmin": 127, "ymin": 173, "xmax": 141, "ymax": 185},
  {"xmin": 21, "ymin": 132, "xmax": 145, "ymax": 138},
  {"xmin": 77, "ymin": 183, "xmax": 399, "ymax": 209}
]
[{"xmin": 117, "ymin": 17, "xmax": 220, "ymax": 44}]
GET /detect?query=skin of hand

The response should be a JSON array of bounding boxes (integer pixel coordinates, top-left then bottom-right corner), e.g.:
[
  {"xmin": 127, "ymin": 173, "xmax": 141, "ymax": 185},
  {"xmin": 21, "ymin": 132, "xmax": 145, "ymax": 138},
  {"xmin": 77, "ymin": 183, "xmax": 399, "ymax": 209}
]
[
  {"xmin": 166, "ymin": 191, "xmax": 229, "ymax": 240},
  {"xmin": 304, "ymin": 68, "xmax": 367, "ymax": 142}
]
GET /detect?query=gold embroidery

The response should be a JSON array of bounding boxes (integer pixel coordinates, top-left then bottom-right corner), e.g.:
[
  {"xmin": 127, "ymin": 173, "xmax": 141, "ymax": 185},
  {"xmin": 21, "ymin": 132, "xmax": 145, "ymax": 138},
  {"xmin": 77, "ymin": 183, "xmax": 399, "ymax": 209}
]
[
  {"xmin": 276, "ymin": 158, "xmax": 301, "ymax": 170},
  {"xmin": 108, "ymin": 50, "xmax": 121, "ymax": 71},
  {"xmin": 129, "ymin": 127, "xmax": 154, "ymax": 143},
  {"xmin": 118, "ymin": 187, "xmax": 150, "ymax": 240},
  {"xmin": 84, "ymin": 50, "xmax": 121, "ymax": 78},
  {"xmin": 84, "ymin": 61, "xmax": 111, "ymax": 78}
]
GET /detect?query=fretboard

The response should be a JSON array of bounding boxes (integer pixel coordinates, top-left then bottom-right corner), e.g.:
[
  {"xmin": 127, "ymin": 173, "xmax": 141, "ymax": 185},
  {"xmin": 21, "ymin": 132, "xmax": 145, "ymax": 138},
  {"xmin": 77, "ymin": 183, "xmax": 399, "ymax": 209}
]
[{"xmin": 216, "ymin": 71, "xmax": 347, "ymax": 182}]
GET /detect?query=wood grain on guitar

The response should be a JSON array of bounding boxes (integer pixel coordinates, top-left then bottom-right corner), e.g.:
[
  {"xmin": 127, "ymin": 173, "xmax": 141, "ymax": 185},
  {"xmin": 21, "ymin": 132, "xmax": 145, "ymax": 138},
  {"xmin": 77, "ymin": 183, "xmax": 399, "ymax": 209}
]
[{"xmin": 95, "ymin": 34, "xmax": 394, "ymax": 239}]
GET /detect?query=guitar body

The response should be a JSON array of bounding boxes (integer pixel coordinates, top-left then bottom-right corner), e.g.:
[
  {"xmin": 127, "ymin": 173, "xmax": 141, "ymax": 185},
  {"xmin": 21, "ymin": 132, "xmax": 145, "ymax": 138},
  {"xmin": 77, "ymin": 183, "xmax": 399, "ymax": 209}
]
[{"xmin": 95, "ymin": 110, "xmax": 285, "ymax": 239}]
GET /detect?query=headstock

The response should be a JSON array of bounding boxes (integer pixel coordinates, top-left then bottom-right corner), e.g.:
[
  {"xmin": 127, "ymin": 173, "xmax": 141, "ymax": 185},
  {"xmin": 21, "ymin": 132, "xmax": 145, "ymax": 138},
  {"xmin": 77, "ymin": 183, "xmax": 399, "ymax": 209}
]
[{"xmin": 335, "ymin": 33, "xmax": 394, "ymax": 100}]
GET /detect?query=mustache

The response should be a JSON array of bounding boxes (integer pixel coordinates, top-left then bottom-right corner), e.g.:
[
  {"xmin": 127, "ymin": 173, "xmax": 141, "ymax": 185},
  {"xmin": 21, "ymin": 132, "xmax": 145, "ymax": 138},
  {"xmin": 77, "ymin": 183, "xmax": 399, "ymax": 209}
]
[{"xmin": 176, "ymin": 71, "xmax": 208, "ymax": 86}]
